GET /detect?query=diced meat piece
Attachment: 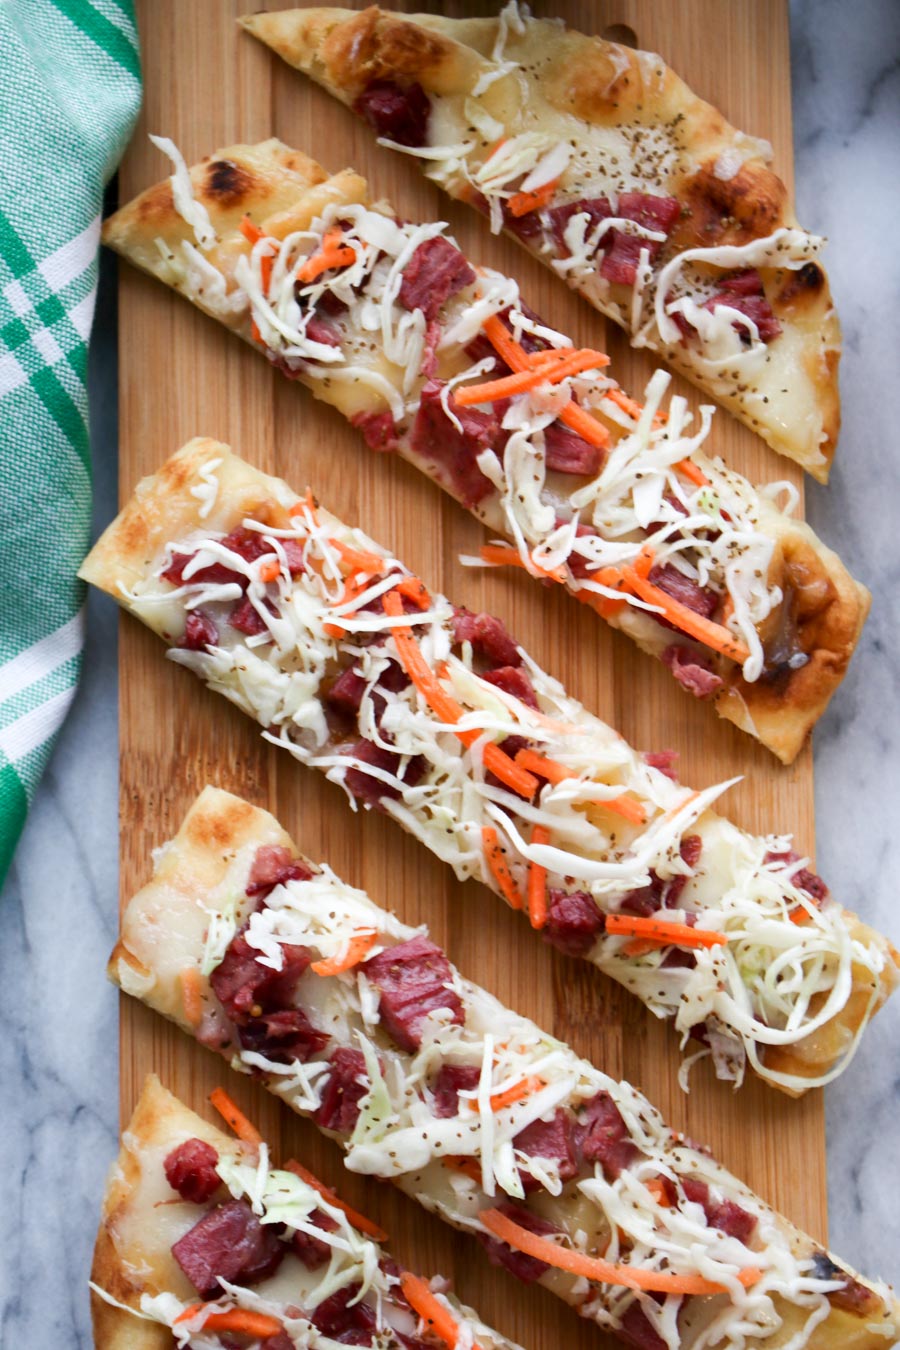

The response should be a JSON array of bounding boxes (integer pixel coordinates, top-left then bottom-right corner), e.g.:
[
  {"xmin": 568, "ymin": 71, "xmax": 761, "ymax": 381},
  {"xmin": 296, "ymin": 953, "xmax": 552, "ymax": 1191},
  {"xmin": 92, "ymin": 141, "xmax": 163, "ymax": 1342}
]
[
  {"xmin": 619, "ymin": 1301, "xmax": 667, "ymax": 1350},
  {"xmin": 351, "ymin": 409, "xmax": 399, "ymax": 453},
  {"xmin": 644, "ymin": 749, "xmax": 679, "ymax": 780},
  {"xmin": 291, "ymin": 1208, "xmax": 337, "ymax": 1270},
  {"xmin": 543, "ymin": 422, "xmax": 603, "ymax": 477},
  {"xmin": 171, "ymin": 1198, "xmax": 285, "ymax": 1299},
  {"xmin": 600, "ymin": 232, "xmax": 648, "ymax": 286},
  {"xmin": 312, "ymin": 1282, "xmax": 378, "ymax": 1340},
  {"xmin": 246, "ymin": 844, "xmax": 314, "ymax": 898},
  {"xmin": 580, "ymin": 1091, "xmax": 640, "ymax": 1178},
  {"xmin": 618, "ymin": 192, "xmax": 681, "ymax": 236},
  {"xmin": 261, "ymin": 1335, "xmax": 295, "ymax": 1350},
  {"xmin": 451, "ymin": 607, "xmax": 522, "ymax": 669},
  {"xmin": 238, "ymin": 1007, "xmax": 329, "ymax": 1065},
  {"xmin": 163, "ymin": 527, "xmax": 302, "ymax": 589},
  {"xmin": 619, "ymin": 873, "xmax": 664, "ymax": 918},
  {"xmin": 542, "ymin": 890, "xmax": 604, "ymax": 958},
  {"xmin": 546, "ymin": 196, "xmax": 613, "ymax": 253},
  {"xmin": 810, "ymin": 1252, "xmax": 882, "ymax": 1315},
  {"xmin": 598, "ymin": 193, "xmax": 680, "ymax": 286},
  {"xmin": 478, "ymin": 1201, "xmax": 558, "ymax": 1284},
  {"xmin": 706, "ymin": 269, "xmax": 781, "ymax": 343},
  {"xmin": 664, "ymin": 834, "xmax": 703, "ymax": 909},
  {"xmin": 764, "ymin": 848, "xmax": 829, "ymax": 904},
  {"xmin": 304, "ymin": 313, "xmax": 341, "ymax": 348},
  {"xmin": 210, "ymin": 930, "xmax": 312, "ymax": 1021},
  {"xmin": 364, "ymin": 934, "xmax": 464, "ymax": 1051},
  {"xmin": 179, "ymin": 610, "xmax": 218, "ymax": 651},
  {"xmin": 682, "ymin": 1178, "xmax": 757, "ymax": 1243},
  {"xmin": 353, "ymin": 79, "xmax": 431, "ymax": 148},
  {"xmin": 482, "ymin": 664, "xmax": 538, "ymax": 709},
  {"xmin": 229, "ymin": 597, "xmax": 270, "ymax": 636},
  {"xmin": 662, "ymin": 644, "xmax": 724, "ymax": 698},
  {"xmin": 314, "ymin": 1047, "xmax": 370, "ymax": 1134},
  {"xmin": 164, "ymin": 1137, "xmax": 220, "ymax": 1205},
  {"xmin": 399, "ymin": 237, "xmax": 476, "ymax": 322},
  {"xmin": 344, "ymin": 738, "xmax": 426, "ymax": 809},
  {"xmin": 162, "ymin": 552, "xmax": 239, "ymax": 589},
  {"xmin": 432, "ymin": 1063, "xmax": 482, "ymax": 1118},
  {"xmin": 326, "ymin": 665, "xmax": 369, "ymax": 715},
  {"xmin": 410, "ymin": 380, "xmax": 504, "ymax": 508},
  {"xmin": 316, "ymin": 290, "xmax": 349, "ymax": 318},
  {"xmin": 514, "ymin": 1109, "xmax": 579, "ymax": 1193},
  {"xmin": 421, "ymin": 317, "xmax": 442, "ymax": 379},
  {"xmin": 648, "ymin": 563, "xmax": 718, "ymax": 620}
]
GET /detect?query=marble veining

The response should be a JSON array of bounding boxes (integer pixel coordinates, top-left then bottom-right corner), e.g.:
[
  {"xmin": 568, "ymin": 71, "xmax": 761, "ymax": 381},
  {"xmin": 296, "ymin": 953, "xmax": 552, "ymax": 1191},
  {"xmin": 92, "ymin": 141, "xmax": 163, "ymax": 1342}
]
[{"xmin": 2, "ymin": 4, "xmax": 899, "ymax": 1343}]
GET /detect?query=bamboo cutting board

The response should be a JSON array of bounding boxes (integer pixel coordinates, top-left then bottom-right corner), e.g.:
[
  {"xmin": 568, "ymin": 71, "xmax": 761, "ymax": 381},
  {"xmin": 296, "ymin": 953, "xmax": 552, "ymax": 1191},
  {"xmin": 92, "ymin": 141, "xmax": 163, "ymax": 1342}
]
[{"xmin": 116, "ymin": 4, "xmax": 827, "ymax": 1345}]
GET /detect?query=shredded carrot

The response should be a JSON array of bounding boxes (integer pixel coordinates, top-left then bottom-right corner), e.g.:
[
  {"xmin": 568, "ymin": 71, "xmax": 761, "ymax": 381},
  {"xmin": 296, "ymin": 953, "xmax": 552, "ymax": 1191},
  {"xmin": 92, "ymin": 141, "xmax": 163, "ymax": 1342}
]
[
  {"xmin": 208, "ymin": 1088, "xmax": 263, "ymax": 1151},
  {"xmin": 674, "ymin": 457, "xmax": 710, "ymax": 488},
  {"xmin": 250, "ymin": 318, "xmax": 262, "ymax": 345},
  {"xmin": 479, "ymin": 1208, "xmax": 761, "ymax": 1295},
  {"xmin": 622, "ymin": 937, "xmax": 662, "ymax": 957},
  {"xmin": 284, "ymin": 1159, "xmax": 388, "ymax": 1241},
  {"xmin": 481, "ymin": 315, "xmax": 610, "ymax": 450},
  {"xmin": 507, "ymin": 176, "xmax": 561, "ymax": 218},
  {"xmin": 179, "ymin": 967, "xmax": 203, "ymax": 1027},
  {"xmin": 789, "ymin": 906, "xmax": 812, "ymax": 925},
  {"xmin": 488, "ymin": 1076, "xmax": 541, "ymax": 1111},
  {"xmin": 591, "ymin": 794, "xmax": 647, "ymax": 826},
  {"xmin": 175, "ymin": 1305, "xmax": 283, "ymax": 1337},
  {"xmin": 622, "ymin": 561, "xmax": 750, "ymax": 664},
  {"xmin": 527, "ymin": 825, "xmax": 550, "ymax": 929},
  {"xmin": 259, "ymin": 559, "xmax": 281, "ymax": 583},
  {"xmin": 444, "ymin": 1155, "xmax": 482, "ymax": 1183},
  {"xmin": 605, "ymin": 913, "xmax": 728, "ymax": 950},
  {"xmin": 513, "ymin": 750, "xmax": 646, "ymax": 824},
  {"xmin": 480, "ymin": 543, "xmax": 566, "ymax": 584},
  {"xmin": 605, "ymin": 387, "xmax": 646, "ymax": 421},
  {"xmin": 239, "ymin": 216, "xmax": 273, "ymax": 290},
  {"xmin": 644, "ymin": 1177, "xmax": 674, "ymax": 1207},
  {"xmin": 400, "ymin": 1271, "xmax": 482, "ymax": 1350},
  {"xmin": 575, "ymin": 585, "xmax": 627, "ymax": 620},
  {"xmin": 482, "ymin": 825, "xmax": 524, "ymax": 910},
  {"xmin": 383, "ymin": 591, "xmax": 539, "ymax": 799},
  {"xmin": 455, "ymin": 348, "xmax": 610, "ymax": 407},
  {"xmin": 323, "ymin": 571, "xmax": 376, "ymax": 637},
  {"xmin": 297, "ymin": 226, "xmax": 357, "ymax": 283},
  {"xmin": 311, "ymin": 931, "xmax": 378, "ymax": 977},
  {"xmin": 239, "ymin": 215, "xmax": 265, "ymax": 246},
  {"xmin": 330, "ymin": 538, "xmax": 385, "ymax": 575},
  {"xmin": 290, "ymin": 486, "xmax": 320, "ymax": 522},
  {"xmin": 395, "ymin": 574, "xmax": 432, "ymax": 609}
]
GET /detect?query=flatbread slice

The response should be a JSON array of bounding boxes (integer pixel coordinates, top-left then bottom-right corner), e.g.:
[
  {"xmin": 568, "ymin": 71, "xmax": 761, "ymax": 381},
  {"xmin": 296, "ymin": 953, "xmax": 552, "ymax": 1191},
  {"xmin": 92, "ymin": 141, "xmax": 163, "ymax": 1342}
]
[
  {"xmin": 107, "ymin": 787, "xmax": 900, "ymax": 1350},
  {"xmin": 241, "ymin": 5, "xmax": 841, "ymax": 479},
  {"xmin": 79, "ymin": 438, "xmax": 899, "ymax": 1094},
  {"xmin": 90, "ymin": 1073, "xmax": 519, "ymax": 1348},
  {"xmin": 101, "ymin": 136, "xmax": 866, "ymax": 762}
]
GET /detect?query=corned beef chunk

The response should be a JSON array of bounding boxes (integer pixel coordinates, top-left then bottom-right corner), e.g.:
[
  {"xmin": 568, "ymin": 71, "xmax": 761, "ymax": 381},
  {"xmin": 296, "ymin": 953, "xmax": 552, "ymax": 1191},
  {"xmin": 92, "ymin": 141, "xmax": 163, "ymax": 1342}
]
[
  {"xmin": 643, "ymin": 748, "xmax": 679, "ymax": 780},
  {"xmin": 541, "ymin": 889, "xmax": 605, "ymax": 958},
  {"xmin": 238, "ymin": 1007, "xmax": 329, "ymax": 1064},
  {"xmin": 431, "ymin": 1063, "xmax": 482, "ymax": 1118},
  {"xmin": 706, "ymin": 269, "xmax": 781, "ymax": 343},
  {"xmin": 246, "ymin": 844, "xmax": 314, "ymax": 898},
  {"xmin": 410, "ymin": 380, "xmax": 503, "ymax": 508},
  {"xmin": 682, "ymin": 1178, "xmax": 757, "ymax": 1243},
  {"xmin": 353, "ymin": 79, "xmax": 431, "ymax": 148},
  {"xmin": 451, "ymin": 607, "xmax": 522, "ymax": 668},
  {"xmin": 210, "ymin": 930, "xmax": 312, "ymax": 1021},
  {"xmin": 164, "ymin": 1138, "xmax": 220, "ymax": 1205},
  {"xmin": 314, "ymin": 1047, "xmax": 370, "ymax": 1134},
  {"xmin": 312, "ymin": 1282, "xmax": 378, "ymax": 1341},
  {"xmin": 543, "ymin": 421, "xmax": 603, "ymax": 477},
  {"xmin": 326, "ymin": 665, "xmax": 369, "ymax": 715},
  {"xmin": 363, "ymin": 935, "xmax": 463, "ymax": 1051},
  {"xmin": 178, "ymin": 609, "xmax": 218, "ymax": 651},
  {"xmin": 764, "ymin": 848, "xmax": 828, "ymax": 904},
  {"xmin": 163, "ymin": 526, "xmax": 303, "ymax": 589},
  {"xmin": 304, "ymin": 313, "xmax": 341, "ymax": 348},
  {"xmin": 261, "ymin": 1335, "xmax": 295, "ymax": 1350},
  {"xmin": 618, "ymin": 192, "xmax": 681, "ymax": 236},
  {"xmin": 661, "ymin": 644, "xmax": 724, "ymax": 698},
  {"xmin": 600, "ymin": 193, "xmax": 680, "ymax": 286},
  {"xmin": 343, "ymin": 738, "xmax": 426, "ymax": 809},
  {"xmin": 351, "ymin": 409, "xmax": 399, "ymax": 453},
  {"xmin": 514, "ymin": 1109, "xmax": 578, "ymax": 1193},
  {"xmin": 478, "ymin": 1202, "xmax": 558, "ymax": 1284},
  {"xmin": 291, "ymin": 1208, "xmax": 337, "ymax": 1270},
  {"xmin": 482, "ymin": 664, "xmax": 538, "ymax": 708},
  {"xmin": 229, "ymin": 596, "xmax": 270, "ymax": 636},
  {"xmin": 399, "ymin": 237, "xmax": 475, "ymax": 322},
  {"xmin": 620, "ymin": 834, "xmax": 703, "ymax": 917},
  {"xmin": 648, "ymin": 563, "xmax": 718, "ymax": 620},
  {"xmin": 172, "ymin": 1198, "xmax": 285, "ymax": 1299},
  {"xmin": 619, "ymin": 1301, "xmax": 668, "ymax": 1350},
  {"xmin": 580, "ymin": 1091, "xmax": 640, "ymax": 1178},
  {"xmin": 601, "ymin": 231, "xmax": 649, "ymax": 285},
  {"xmin": 546, "ymin": 196, "xmax": 613, "ymax": 253}
]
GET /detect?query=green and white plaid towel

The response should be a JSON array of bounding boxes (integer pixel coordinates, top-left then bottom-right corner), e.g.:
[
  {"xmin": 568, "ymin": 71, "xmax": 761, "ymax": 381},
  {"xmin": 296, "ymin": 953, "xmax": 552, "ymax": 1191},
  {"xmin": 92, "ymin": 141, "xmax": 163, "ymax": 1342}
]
[{"xmin": 0, "ymin": 1, "xmax": 141, "ymax": 884}]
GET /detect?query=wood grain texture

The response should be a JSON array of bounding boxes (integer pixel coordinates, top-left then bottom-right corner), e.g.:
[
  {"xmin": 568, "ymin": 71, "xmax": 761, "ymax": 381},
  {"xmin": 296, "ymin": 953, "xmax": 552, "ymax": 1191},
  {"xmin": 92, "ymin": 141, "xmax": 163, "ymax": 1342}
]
[{"xmin": 116, "ymin": 5, "xmax": 827, "ymax": 1347}]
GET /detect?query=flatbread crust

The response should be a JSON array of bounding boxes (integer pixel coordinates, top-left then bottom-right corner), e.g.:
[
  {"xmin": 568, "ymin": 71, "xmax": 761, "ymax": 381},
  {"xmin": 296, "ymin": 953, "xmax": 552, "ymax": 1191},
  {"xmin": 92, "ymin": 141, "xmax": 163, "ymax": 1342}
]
[
  {"xmin": 106, "ymin": 788, "xmax": 900, "ymax": 1350},
  {"xmin": 241, "ymin": 6, "xmax": 841, "ymax": 479},
  {"xmin": 80, "ymin": 440, "xmax": 898, "ymax": 1092},
  {"xmin": 101, "ymin": 138, "xmax": 867, "ymax": 763}
]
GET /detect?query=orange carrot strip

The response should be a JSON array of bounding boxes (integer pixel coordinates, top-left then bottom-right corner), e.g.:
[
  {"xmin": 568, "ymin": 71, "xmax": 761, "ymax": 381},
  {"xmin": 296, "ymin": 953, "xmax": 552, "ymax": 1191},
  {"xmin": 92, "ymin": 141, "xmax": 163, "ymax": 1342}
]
[
  {"xmin": 513, "ymin": 750, "xmax": 645, "ymax": 824},
  {"xmin": 479, "ymin": 543, "xmax": 566, "ymax": 584},
  {"xmin": 330, "ymin": 538, "xmax": 386, "ymax": 575},
  {"xmin": 489, "ymin": 1076, "xmax": 541, "ymax": 1111},
  {"xmin": 395, "ymin": 575, "xmax": 432, "ymax": 609},
  {"xmin": 455, "ymin": 349, "xmax": 610, "ymax": 406},
  {"xmin": 558, "ymin": 399, "xmax": 611, "ymax": 449},
  {"xmin": 482, "ymin": 825, "xmax": 524, "ymax": 910},
  {"xmin": 323, "ymin": 571, "xmax": 376, "ymax": 637},
  {"xmin": 507, "ymin": 176, "xmax": 561, "ymax": 218},
  {"xmin": 383, "ymin": 591, "xmax": 538, "ymax": 799},
  {"xmin": 239, "ymin": 215, "xmax": 265, "ymax": 246},
  {"xmin": 605, "ymin": 387, "xmax": 645, "ymax": 421},
  {"xmin": 311, "ymin": 931, "xmax": 378, "ymax": 977},
  {"xmin": 644, "ymin": 1177, "xmax": 674, "ymax": 1207},
  {"xmin": 284, "ymin": 1159, "xmax": 389, "ymax": 1241},
  {"xmin": 259, "ymin": 559, "xmax": 281, "ymax": 583},
  {"xmin": 622, "ymin": 937, "xmax": 661, "ymax": 957},
  {"xmin": 250, "ymin": 318, "xmax": 262, "ymax": 345},
  {"xmin": 605, "ymin": 913, "xmax": 727, "ymax": 950},
  {"xmin": 297, "ymin": 236, "xmax": 357, "ymax": 284},
  {"xmin": 175, "ymin": 1305, "xmax": 283, "ymax": 1337},
  {"xmin": 674, "ymin": 458, "xmax": 710, "ymax": 488},
  {"xmin": 444, "ymin": 1155, "xmax": 483, "ymax": 1183},
  {"xmin": 400, "ymin": 1271, "xmax": 483, "ymax": 1350},
  {"xmin": 239, "ymin": 217, "xmax": 273, "ymax": 292},
  {"xmin": 208, "ymin": 1088, "xmax": 263, "ymax": 1151},
  {"xmin": 179, "ymin": 967, "xmax": 203, "ymax": 1027},
  {"xmin": 622, "ymin": 565, "xmax": 750, "ymax": 664},
  {"xmin": 479, "ymin": 1209, "xmax": 761, "ymax": 1295},
  {"xmin": 527, "ymin": 825, "xmax": 550, "ymax": 929}
]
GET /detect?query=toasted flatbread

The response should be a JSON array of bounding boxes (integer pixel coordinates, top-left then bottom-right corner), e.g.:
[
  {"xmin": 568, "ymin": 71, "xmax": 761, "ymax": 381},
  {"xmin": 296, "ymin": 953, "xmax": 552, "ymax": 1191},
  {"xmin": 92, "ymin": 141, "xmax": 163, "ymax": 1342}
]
[
  {"xmin": 241, "ymin": 5, "xmax": 841, "ymax": 479},
  {"xmin": 80, "ymin": 439, "xmax": 898, "ymax": 1093},
  {"xmin": 102, "ymin": 137, "xmax": 867, "ymax": 762}
]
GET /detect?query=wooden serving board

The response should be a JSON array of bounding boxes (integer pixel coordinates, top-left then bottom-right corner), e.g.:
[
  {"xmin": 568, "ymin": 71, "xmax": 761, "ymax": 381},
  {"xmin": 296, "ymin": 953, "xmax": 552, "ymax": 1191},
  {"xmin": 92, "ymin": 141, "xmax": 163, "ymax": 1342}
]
[{"xmin": 116, "ymin": 4, "xmax": 826, "ymax": 1345}]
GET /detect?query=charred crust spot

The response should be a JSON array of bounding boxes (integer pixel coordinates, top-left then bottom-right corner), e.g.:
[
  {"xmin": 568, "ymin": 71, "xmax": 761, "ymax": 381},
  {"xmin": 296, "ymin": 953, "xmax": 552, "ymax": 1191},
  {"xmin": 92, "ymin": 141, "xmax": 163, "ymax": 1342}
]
[
  {"xmin": 204, "ymin": 158, "xmax": 254, "ymax": 207},
  {"xmin": 778, "ymin": 261, "xmax": 825, "ymax": 305},
  {"xmin": 323, "ymin": 7, "xmax": 451, "ymax": 89},
  {"xmin": 186, "ymin": 799, "xmax": 257, "ymax": 851},
  {"xmin": 678, "ymin": 161, "xmax": 786, "ymax": 246},
  {"xmin": 135, "ymin": 179, "xmax": 175, "ymax": 222}
]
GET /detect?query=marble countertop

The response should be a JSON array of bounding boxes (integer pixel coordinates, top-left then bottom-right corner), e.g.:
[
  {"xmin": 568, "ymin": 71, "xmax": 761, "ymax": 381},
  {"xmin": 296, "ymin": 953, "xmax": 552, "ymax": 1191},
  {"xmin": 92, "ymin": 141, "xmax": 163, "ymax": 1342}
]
[{"xmin": 3, "ymin": 1, "xmax": 899, "ymax": 1342}]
